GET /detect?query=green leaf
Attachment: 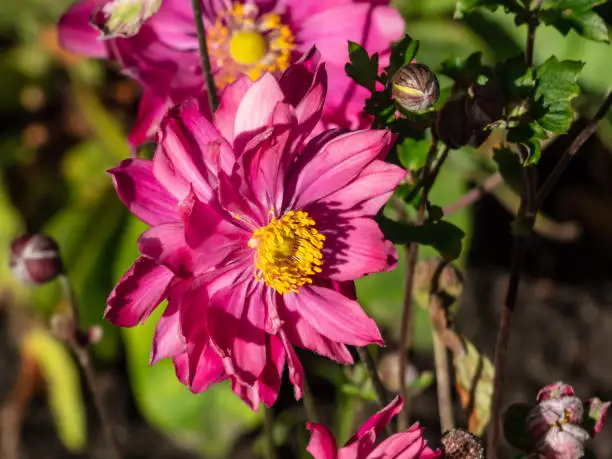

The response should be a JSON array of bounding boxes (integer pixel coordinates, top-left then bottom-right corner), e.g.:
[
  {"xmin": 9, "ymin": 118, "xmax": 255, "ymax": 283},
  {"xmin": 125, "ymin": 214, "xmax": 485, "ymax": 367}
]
[
  {"xmin": 24, "ymin": 329, "xmax": 86, "ymax": 453},
  {"xmin": 493, "ymin": 146, "xmax": 523, "ymax": 187},
  {"xmin": 397, "ymin": 138, "xmax": 431, "ymax": 171},
  {"xmin": 440, "ymin": 52, "xmax": 491, "ymax": 88},
  {"xmin": 453, "ymin": 338, "xmax": 494, "ymax": 435},
  {"xmin": 385, "ymin": 34, "xmax": 420, "ymax": 80},
  {"xmin": 540, "ymin": 1, "xmax": 609, "ymax": 43},
  {"xmin": 534, "ymin": 56, "xmax": 584, "ymax": 133},
  {"xmin": 503, "ymin": 403, "xmax": 534, "ymax": 451},
  {"xmin": 345, "ymin": 41, "xmax": 379, "ymax": 92},
  {"xmin": 377, "ymin": 216, "xmax": 465, "ymax": 261},
  {"xmin": 454, "ymin": 0, "xmax": 522, "ymax": 17},
  {"xmin": 495, "ymin": 55, "xmax": 534, "ymax": 103}
]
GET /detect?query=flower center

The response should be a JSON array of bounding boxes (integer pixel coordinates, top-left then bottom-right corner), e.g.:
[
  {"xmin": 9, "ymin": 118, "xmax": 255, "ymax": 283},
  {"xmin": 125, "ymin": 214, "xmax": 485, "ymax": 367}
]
[
  {"xmin": 249, "ymin": 211, "xmax": 325, "ymax": 294},
  {"xmin": 229, "ymin": 30, "xmax": 268, "ymax": 65},
  {"xmin": 207, "ymin": 2, "xmax": 295, "ymax": 88}
]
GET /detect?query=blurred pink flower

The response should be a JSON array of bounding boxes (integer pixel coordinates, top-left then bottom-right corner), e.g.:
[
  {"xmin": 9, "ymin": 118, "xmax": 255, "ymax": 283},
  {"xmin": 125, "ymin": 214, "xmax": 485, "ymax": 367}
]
[
  {"xmin": 105, "ymin": 61, "xmax": 404, "ymax": 409},
  {"xmin": 525, "ymin": 382, "xmax": 609, "ymax": 459},
  {"xmin": 58, "ymin": 0, "xmax": 405, "ymax": 146},
  {"xmin": 306, "ymin": 396, "xmax": 442, "ymax": 459}
]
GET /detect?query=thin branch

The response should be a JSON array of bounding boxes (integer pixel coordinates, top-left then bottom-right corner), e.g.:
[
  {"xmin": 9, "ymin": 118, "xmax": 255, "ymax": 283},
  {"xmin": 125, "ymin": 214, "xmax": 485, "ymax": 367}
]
[
  {"xmin": 443, "ymin": 172, "xmax": 503, "ymax": 216},
  {"xmin": 356, "ymin": 347, "xmax": 390, "ymax": 408},
  {"xmin": 429, "ymin": 294, "xmax": 454, "ymax": 434},
  {"xmin": 190, "ymin": 0, "xmax": 219, "ymax": 114},
  {"xmin": 535, "ymin": 90, "xmax": 612, "ymax": 209},
  {"xmin": 263, "ymin": 407, "xmax": 277, "ymax": 459},
  {"xmin": 58, "ymin": 275, "xmax": 122, "ymax": 459},
  {"xmin": 398, "ymin": 144, "xmax": 438, "ymax": 431},
  {"xmin": 487, "ymin": 166, "xmax": 536, "ymax": 459}
]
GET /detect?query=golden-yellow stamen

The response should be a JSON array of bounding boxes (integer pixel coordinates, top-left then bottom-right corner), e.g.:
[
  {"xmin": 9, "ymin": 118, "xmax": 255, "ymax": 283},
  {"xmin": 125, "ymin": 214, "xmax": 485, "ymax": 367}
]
[
  {"xmin": 206, "ymin": 2, "xmax": 295, "ymax": 88},
  {"xmin": 249, "ymin": 211, "xmax": 325, "ymax": 294}
]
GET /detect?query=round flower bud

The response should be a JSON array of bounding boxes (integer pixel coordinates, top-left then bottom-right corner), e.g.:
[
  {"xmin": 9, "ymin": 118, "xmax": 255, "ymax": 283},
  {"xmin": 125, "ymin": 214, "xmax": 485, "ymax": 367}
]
[
  {"xmin": 10, "ymin": 234, "xmax": 63, "ymax": 285},
  {"xmin": 441, "ymin": 428, "xmax": 485, "ymax": 459},
  {"xmin": 466, "ymin": 82, "xmax": 503, "ymax": 130},
  {"xmin": 435, "ymin": 97, "xmax": 471, "ymax": 149},
  {"xmin": 391, "ymin": 63, "xmax": 440, "ymax": 112}
]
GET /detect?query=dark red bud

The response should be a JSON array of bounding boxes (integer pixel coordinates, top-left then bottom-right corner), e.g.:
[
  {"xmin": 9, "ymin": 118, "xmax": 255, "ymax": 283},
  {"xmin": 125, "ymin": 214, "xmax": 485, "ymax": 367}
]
[
  {"xmin": 435, "ymin": 97, "xmax": 472, "ymax": 149},
  {"xmin": 10, "ymin": 234, "xmax": 63, "ymax": 285}
]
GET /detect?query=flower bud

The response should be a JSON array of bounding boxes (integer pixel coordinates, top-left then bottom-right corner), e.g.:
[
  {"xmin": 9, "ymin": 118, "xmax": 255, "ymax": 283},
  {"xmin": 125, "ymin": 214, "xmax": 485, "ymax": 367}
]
[
  {"xmin": 435, "ymin": 97, "xmax": 471, "ymax": 149},
  {"xmin": 90, "ymin": 0, "xmax": 162, "ymax": 39},
  {"xmin": 441, "ymin": 428, "xmax": 485, "ymax": 459},
  {"xmin": 391, "ymin": 63, "xmax": 440, "ymax": 112},
  {"xmin": 10, "ymin": 234, "xmax": 63, "ymax": 285},
  {"xmin": 465, "ymin": 82, "xmax": 504, "ymax": 130}
]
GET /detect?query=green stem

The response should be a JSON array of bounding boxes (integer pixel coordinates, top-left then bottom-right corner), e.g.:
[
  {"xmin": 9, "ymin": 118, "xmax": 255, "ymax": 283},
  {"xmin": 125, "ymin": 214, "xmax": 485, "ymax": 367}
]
[{"xmin": 190, "ymin": 0, "xmax": 219, "ymax": 114}]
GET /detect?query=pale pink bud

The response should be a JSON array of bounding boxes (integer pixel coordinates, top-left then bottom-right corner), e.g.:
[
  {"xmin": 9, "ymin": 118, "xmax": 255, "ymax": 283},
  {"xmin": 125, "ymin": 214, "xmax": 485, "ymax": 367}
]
[
  {"xmin": 90, "ymin": 0, "xmax": 162, "ymax": 39},
  {"xmin": 10, "ymin": 234, "xmax": 63, "ymax": 285}
]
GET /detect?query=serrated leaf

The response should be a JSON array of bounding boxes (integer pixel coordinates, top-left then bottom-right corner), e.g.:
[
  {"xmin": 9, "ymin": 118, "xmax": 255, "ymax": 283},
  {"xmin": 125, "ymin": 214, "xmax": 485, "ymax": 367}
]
[
  {"xmin": 377, "ymin": 216, "xmax": 465, "ymax": 261},
  {"xmin": 493, "ymin": 146, "xmax": 523, "ymax": 187},
  {"xmin": 453, "ymin": 338, "xmax": 494, "ymax": 435},
  {"xmin": 534, "ymin": 56, "xmax": 584, "ymax": 133},
  {"xmin": 496, "ymin": 55, "xmax": 534, "ymax": 103},
  {"xmin": 385, "ymin": 34, "xmax": 420, "ymax": 80},
  {"xmin": 23, "ymin": 329, "xmax": 86, "ymax": 452},
  {"xmin": 345, "ymin": 41, "xmax": 379, "ymax": 92},
  {"xmin": 540, "ymin": 0, "xmax": 609, "ymax": 43},
  {"xmin": 454, "ymin": 0, "xmax": 522, "ymax": 17},
  {"xmin": 440, "ymin": 52, "xmax": 490, "ymax": 88}
]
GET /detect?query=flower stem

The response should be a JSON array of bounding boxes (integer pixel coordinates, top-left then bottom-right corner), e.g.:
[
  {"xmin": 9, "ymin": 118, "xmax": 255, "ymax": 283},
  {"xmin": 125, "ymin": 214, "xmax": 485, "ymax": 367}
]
[
  {"xmin": 429, "ymin": 293, "xmax": 454, "ymax": 434},
  {"xmin": 190, "ymin": 0, "xmax": 219, "ymax": 114},
  {"xmin": 356, "ymin": 347, "xmax": 389, "ymax": 407},
  {"xmin": 301, "ymin": 375, "xmax": 320, "ymax": 424},
  {"xmin": 398, "ymin": 142, "xmax": 439, "ymax": 431},
  {"xmin": 58, "ymin": 275, "xmax": 122, "ymax": 459},
  {"xmin": 263, "ymin": 406, "xmax": 277, "ymax": 459}
]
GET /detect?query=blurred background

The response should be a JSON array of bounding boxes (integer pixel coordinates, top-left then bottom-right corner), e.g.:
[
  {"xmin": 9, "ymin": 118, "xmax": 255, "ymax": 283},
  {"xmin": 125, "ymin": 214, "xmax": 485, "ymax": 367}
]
[{"xmin": 1, "ymin": 0, "xmax": 612, "ymax": 457}]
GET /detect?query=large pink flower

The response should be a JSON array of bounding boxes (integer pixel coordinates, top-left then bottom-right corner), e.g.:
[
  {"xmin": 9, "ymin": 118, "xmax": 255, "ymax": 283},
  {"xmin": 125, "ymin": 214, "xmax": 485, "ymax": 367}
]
[
  {"xmin": 106, "ymin": 60, "xmax": 405, "ymax": 409},
  {"xmin": 58, "ymin": 0, "xmax": 404, "ymax": 146},
  {"xmin": 307, "ymin": 396, "xmax": 443, "ymax": 459}
]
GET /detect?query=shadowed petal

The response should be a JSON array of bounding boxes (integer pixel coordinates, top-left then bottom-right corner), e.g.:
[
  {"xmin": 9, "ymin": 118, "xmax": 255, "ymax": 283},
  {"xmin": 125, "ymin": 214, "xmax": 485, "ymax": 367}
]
[
  {"xmin": 138, "ymin": 222, "xmax": 193, "ymax": 277},
  {"xmin": 284, "ymin": 284, "xmax": 383, "ymax": 347},
  {"xmin": 318, "ymin": 217, "xmax": 397, "ymax": 281},
  {"xmin": 105, "ymin": 257, "xmax": 173, "ymax": 327},
  {"xmin": 258, "ymin": 334, "xmax": 286, "ymax": 407},
  {"xmin": 287, "ymin": 130, "xmax": 394, "ymax": 210},
  {"xmin": 216, "ymin": 75, "xmax": 254, "ymax": 143},
  {"xmin": 128, "ymin": 89, "xmax": 171, "ymax": 147},
  {"xmin": 108, "ymin": 158, "xmax": 178, "ymax": 225},
  {"xmin": 150, "ymin": 289, "xmax": 185, "ymax": 364}
]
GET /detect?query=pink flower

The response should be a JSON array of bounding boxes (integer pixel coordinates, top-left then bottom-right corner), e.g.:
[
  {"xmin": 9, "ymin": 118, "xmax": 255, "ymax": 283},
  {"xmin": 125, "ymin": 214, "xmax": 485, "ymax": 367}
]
[
  {"xmin": 524, "ymin": 382, "xmax": 609, "ymax": 459},
  {"xmin": 306, "ymin": 396, "xmax": 442, "ymax": 459},
  {"xmin": 58, "ymin": 0, "xmax": 404, "ymax": 146},
  {"xmin": 105, "ymin": 61, "xmax": 405, "ymax": 409}
]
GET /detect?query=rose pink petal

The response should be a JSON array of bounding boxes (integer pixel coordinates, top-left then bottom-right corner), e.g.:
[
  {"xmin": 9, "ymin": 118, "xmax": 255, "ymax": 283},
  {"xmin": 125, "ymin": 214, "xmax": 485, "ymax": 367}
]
[
  {"xmin": 315, "ymin": 160, "xmax": 406, "ymax": 218},
  {"xmin": 138, "ymin": 222, "xmax": 193, "ymax": 278},
  {"xmin": 233, "ymin": 73, "xmax": 285, "ymax": 151},
  {"xmin": 105, "ymin": 257, "xmax": 173, "ymax": 327},
  {"xmin": 306, "ymin": 423, "xmax": 339, "ymax": 459},
  {"xmin": 284, "ymin": 283, "xmax": 383, "ymax": 347},
  {"xmin": 287, "ymin": 130, "xmax": 394, "ymax": 210},
  {"xmin": 258, "ymin": 334, "xmax": 286, "ymax": 407},
  {"xmin": 150, "ymin": 289, "xmax": 185, "ymax": 364},
  {"xmin": 155, "ymin": 99, "xmax": 231, "ymax": 202},
  {"xmin": 231, "ymin": 378, "xmax": 260, "ymax": 411},
  {"xmin": 207, "ymin": 279, "xmax": 267, "ymax": 386},
  {"xmin": 215, "ymin": 75, "xmax": 254, "ymax": 144},
  {"xmin": 128, "ymin": 89, "xmax": 171, "ymax": 148},
  {"xmin": 318, "ymin": 217, "xmax": 398, "ymax": 281},
  {"xmin": 279, "ymin": 299, "xmax": 354, "ymax": 364},
  {"xmin": 296, "ymin": 3, "xmax": 404, "ymax": 64},
  {"xmin": 108, "ymin": 158, "xmax": 178, "ymax": 225},
  {"xmin": 58, "ymin": 0, "xmax": 108, "ymax": 58},
  {"xmin": 172, "ymin": 352, "xmax": 189, "ymax": 385},
  {"xmin": 187, "ymin": 338, "xmax": 227, "ymax": 393},
  {"xmin": 280, "ymin": 331, "xmax": 304, "ymax": 400},
  {"xmin": 366, "ymin": 424, "xmax": 442, "ymax": 458}
]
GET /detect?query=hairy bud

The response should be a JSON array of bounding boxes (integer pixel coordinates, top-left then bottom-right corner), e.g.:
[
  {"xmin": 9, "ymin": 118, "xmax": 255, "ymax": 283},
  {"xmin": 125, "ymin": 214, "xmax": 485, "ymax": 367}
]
[
  {"xmin": 441, "ymin": 428, "xmax": 485, "ymax": 459},
  {"xmin": 10, "ymin": 234, "xmax": 63, "ymax": 285},
  {"xmin": 391, "ymin": 63, "xmax": 440, "ymax": 112},
  {"xmin": 435, "ymin": 97, "xmax": 471, "ymax": 149}
]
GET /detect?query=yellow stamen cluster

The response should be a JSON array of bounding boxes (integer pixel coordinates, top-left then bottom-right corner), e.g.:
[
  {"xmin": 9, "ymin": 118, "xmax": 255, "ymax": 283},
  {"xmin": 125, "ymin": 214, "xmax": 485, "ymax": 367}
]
[
  {"xmin": 249, "ymin": 211, "xmax": 325, "ymax": 294},
  {"xmin": 206, "ymin": 2, "xmax": 294, "ymax": 88}
]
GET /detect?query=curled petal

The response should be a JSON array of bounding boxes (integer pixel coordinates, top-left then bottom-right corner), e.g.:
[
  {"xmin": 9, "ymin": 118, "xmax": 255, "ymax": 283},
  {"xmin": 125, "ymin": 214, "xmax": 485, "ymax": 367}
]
[
  {"xmin": 306, "ymin": 423, "xmax": 338, "ymax": 459},
  {"xmin": 58, "ymin": 0, "xmax": 108, "ymax": 58},
  {"xmin": 106, "ymin": 257, "xmax": 172, "ymax": 327}
]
